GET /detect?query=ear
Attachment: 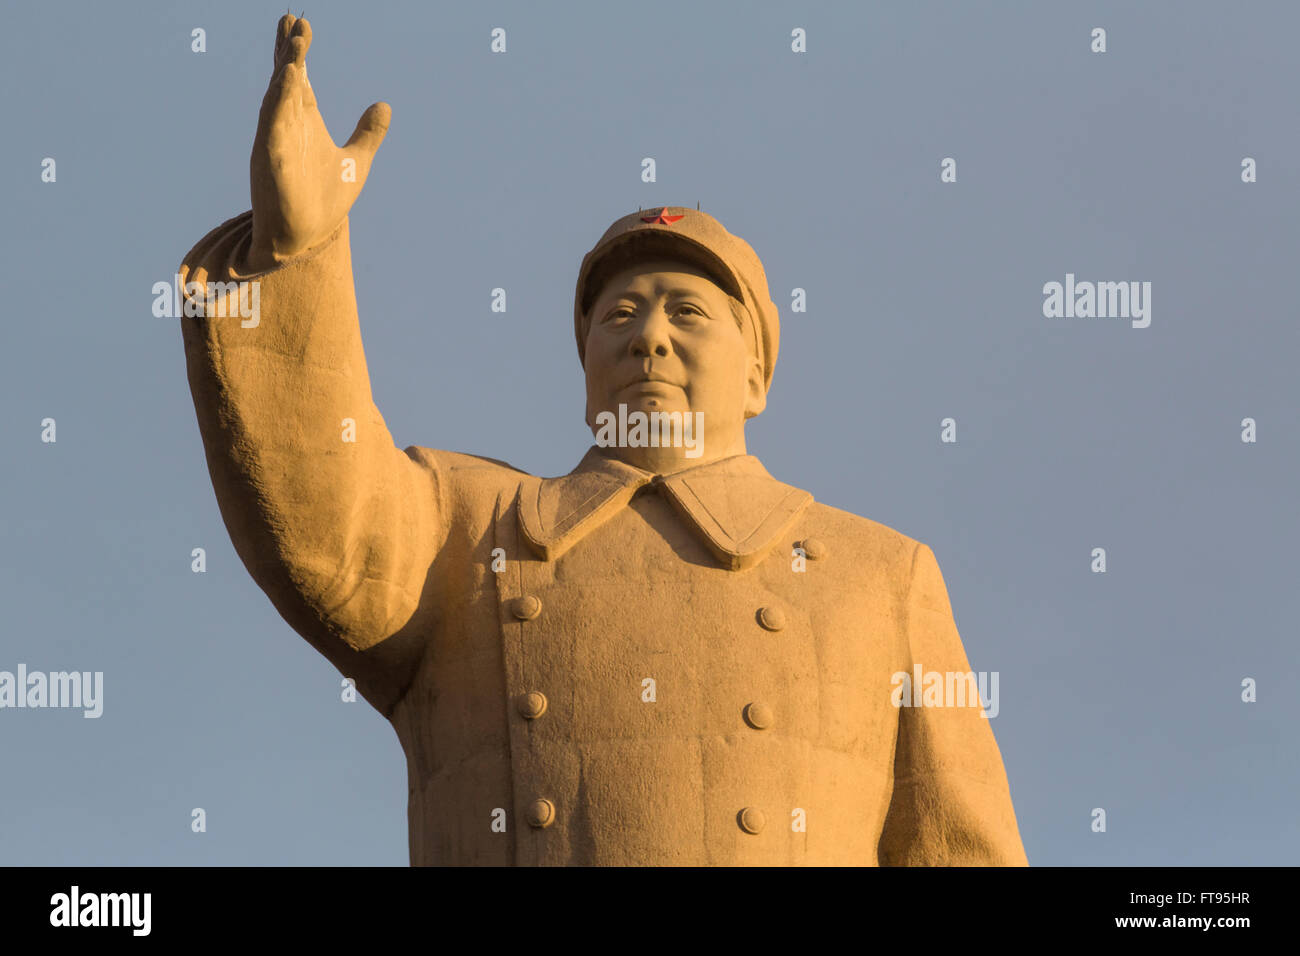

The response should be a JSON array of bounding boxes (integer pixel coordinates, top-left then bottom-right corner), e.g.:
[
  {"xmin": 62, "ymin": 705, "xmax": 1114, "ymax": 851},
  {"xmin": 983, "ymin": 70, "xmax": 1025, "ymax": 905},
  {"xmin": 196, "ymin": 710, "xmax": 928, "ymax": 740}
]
[{"xmin": 742, "ymin": 355, "xmax": 766, "ymax": 419}]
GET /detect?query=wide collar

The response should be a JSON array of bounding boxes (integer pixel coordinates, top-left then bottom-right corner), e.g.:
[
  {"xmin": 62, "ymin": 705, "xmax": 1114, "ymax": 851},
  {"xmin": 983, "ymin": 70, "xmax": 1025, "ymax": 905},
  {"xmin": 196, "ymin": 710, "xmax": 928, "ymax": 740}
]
[{"xmin": 516, "ymin": 446, "xmax": 813, "ymax": 571}]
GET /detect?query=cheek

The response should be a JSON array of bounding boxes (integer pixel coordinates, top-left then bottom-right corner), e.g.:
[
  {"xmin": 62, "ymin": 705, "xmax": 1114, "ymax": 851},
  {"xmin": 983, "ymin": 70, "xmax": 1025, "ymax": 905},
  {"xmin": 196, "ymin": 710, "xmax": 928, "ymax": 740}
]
[
  {"xmin": 685, "ymin": 343, "xmax": 748, "ymax": 404},
  {"xmin": 696, "ymin": 328, "xmax": 748, "ymax": 373},
  {"xmin": 588, "ymin": 326, "xmax": 626, "ymax": 359},
  {"xmin": 584, "ymin": 335, "xmax": 613, "ymax": 375},
  {"xmin": 584, "ymin": 363, "xmax": 609, "ymax": 403}
]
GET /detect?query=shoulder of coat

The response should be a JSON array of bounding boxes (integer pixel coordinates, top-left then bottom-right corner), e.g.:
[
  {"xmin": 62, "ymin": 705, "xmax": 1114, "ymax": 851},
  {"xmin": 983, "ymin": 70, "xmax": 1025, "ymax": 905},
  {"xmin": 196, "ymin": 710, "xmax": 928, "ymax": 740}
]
[
  {"xmin": 801, "ymin": 500, "xmax": 923, "ymax": 567},
  {"xmin": 403, "ymin": 446, "xmax": 534, "ymax": 478},
  {"xmin": 402, "ymin": 447, "xmax": 538, "ymax": 512}
]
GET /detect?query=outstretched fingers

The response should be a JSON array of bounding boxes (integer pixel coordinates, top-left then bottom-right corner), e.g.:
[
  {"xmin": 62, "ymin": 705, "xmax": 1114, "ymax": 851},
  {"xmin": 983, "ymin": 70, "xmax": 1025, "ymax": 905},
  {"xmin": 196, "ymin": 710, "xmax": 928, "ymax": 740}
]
[
  {"xmin": 289, "ymin": 17, "xmax": 311, "ymax": 67},
  {"xmin": 274, "ymin": 14, "xmax": 296, "ymax": 69},
  {"xmin": 273, "ymin": 14, "xmax": 311, "ymax": 70},
  {"xmin": 262, "ymin": 14, "xmax": 315, "ymax": 120}
]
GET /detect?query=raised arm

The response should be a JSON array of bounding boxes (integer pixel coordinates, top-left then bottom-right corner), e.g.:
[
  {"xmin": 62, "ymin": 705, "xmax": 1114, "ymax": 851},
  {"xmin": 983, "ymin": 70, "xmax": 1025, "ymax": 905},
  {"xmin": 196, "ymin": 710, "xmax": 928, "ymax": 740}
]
[{"xmin": 178, "ymin": 15, "xmax": 443, "ymax": 714}]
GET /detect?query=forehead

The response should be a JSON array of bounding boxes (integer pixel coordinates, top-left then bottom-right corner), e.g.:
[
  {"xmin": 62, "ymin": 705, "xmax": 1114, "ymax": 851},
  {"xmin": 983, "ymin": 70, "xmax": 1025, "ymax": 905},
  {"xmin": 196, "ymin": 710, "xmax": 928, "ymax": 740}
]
[{"xmin": 595, "ymin": 258, "xmax": 728, "ymax": 299}]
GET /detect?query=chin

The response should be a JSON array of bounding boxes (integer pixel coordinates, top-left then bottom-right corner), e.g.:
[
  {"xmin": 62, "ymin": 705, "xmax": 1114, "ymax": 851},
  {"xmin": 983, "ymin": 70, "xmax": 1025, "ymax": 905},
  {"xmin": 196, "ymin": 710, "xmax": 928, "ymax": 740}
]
[
  {"xmin": 638, "ymin": 398, "xmax": 695, "ymax": 417},
  {"xmin": 596, "ymin": 391, "xmax": 674, "ymax": 415}
]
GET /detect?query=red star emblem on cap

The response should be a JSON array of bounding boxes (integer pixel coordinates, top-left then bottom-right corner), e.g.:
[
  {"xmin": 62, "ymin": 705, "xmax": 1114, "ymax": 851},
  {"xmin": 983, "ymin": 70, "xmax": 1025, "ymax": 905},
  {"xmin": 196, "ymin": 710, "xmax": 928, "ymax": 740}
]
[{"xmin": 640, "ymin": 207, "xmax": 684, "ymax": 225}]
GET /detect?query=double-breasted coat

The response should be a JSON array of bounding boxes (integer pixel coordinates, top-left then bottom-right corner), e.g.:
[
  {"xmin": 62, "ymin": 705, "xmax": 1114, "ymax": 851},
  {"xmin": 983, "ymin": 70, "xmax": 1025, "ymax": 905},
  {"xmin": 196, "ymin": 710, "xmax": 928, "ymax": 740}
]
[{"xmin": 178, "ymin": 211, "xmax": 1029, "ymax": 866}]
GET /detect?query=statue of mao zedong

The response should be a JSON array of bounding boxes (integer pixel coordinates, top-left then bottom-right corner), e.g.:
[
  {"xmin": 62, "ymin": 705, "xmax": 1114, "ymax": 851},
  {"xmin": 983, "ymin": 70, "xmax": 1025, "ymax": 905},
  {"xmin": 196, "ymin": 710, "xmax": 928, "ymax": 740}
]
[{"xmin": 178, "ymin": 15, "xmax": 1028, "ymax": 866}]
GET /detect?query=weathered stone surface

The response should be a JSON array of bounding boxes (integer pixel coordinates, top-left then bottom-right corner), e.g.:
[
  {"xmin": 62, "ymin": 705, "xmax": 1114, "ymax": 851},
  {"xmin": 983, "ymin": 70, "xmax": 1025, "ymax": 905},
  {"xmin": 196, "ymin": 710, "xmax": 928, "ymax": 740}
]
[{"xmin": 178, "ymin": 14, "xmax": 1028, "ymax": 866}]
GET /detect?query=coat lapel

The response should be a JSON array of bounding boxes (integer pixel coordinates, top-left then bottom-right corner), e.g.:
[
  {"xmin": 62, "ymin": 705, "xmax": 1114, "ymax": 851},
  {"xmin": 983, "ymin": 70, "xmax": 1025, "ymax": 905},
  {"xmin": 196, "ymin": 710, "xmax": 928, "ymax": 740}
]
[
  {"xmin": 516, "ymin": 448, "xmax": 650, "ymax": 561},
  {"xmin": 655, "ymin": 464, "xmax": 813, "ymax": 571},
  {"xmin": 517, "ymin": 446, "xmax": 812, "ymax": 569}
]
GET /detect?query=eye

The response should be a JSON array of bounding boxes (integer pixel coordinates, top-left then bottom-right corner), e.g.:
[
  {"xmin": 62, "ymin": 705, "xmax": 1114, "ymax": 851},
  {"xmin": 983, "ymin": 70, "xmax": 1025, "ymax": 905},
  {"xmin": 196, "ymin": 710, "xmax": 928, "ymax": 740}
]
[
  {"xmin": 603, "ymin": 307, "xmax": 636, "ymax": 325},
  {"xmin": 674, "ymin": 304, "xmax": 706, "ymax": 319}
]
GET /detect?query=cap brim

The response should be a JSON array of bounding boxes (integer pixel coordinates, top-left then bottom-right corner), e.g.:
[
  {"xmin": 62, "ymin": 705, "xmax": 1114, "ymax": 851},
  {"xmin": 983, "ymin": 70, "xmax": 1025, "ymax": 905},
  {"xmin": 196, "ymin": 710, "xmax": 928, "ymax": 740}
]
[{"xmin": 579, "ymin": 231, "xmax": 746, "ymax": 318}]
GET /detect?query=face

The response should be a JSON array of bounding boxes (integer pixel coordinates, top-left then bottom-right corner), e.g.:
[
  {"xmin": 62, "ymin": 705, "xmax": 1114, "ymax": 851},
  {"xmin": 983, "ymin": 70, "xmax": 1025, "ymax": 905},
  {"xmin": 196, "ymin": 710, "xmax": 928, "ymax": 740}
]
[{"xmin": 584, "ymin": 258, "xmax": 765, "ymax": 465}]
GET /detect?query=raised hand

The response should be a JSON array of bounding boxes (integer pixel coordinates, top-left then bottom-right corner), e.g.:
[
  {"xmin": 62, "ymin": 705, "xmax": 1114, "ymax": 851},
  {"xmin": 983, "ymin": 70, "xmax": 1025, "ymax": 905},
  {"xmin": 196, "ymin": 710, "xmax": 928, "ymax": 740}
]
[{"xmin": 246, "ymin": 14, "xmax": 391, "ymax": 272}]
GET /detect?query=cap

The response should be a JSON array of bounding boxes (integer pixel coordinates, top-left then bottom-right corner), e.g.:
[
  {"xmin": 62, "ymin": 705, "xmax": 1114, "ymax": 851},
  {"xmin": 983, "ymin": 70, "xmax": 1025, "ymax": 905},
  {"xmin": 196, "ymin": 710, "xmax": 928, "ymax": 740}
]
[{"xmin": 573, "ymin": 206, "xmax": 780, "ymax": 393}]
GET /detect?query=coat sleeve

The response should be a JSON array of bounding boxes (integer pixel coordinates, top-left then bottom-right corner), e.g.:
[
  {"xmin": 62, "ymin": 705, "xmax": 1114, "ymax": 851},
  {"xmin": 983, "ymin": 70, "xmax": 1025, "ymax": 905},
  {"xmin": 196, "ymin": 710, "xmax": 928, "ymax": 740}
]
[
  {"xmin": 178, "ymin": 211, "xmax": 447, "ymax": 713},
  {"xmin": 877, "ymin": 542, "xmax": 1029, "ymax": 866}
]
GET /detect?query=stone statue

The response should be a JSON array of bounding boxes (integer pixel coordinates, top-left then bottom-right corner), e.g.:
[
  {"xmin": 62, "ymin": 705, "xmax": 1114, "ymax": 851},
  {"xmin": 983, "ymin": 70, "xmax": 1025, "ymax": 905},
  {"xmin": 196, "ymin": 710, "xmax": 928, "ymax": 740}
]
[{"xmin": 178, "ymin": 14, "xmax": 1028, "ymax": 865}]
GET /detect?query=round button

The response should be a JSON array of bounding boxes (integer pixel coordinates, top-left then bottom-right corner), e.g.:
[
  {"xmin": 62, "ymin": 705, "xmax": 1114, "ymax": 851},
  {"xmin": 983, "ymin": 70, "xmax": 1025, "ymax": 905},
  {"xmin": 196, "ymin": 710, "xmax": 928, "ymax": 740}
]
[
  {"xmin": 525, "ymin": 798, "xmax": 556, "ymax": 829},
  {"xmin": 512, "ymin": 595, "xmax": 542, "ymax": 621},
  {"xmin": 738, "ymin": 807, "xmax": 766, "ymax": 834},
  {"xmin": 517, "ymin": 691, "xmax": 548, "ymax": 720},
  {"xmin": 743, "ymin": 701, "xmax": 774, "ymax": 730},
  {"xmin": 757, "ymin": 606, "xmax": 786, "ymax": 631},
  {"xmin": 799, "ymin": 537, "xmax": 827, "ymax": 560}
]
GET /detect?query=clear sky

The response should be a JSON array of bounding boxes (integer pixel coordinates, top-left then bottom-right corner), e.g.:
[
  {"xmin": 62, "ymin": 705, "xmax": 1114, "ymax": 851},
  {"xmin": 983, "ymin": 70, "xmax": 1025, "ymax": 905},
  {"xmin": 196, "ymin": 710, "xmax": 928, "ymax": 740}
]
[{"xmin": 2, "ymin": 0, "xmax": 1296, "ymax": 865}]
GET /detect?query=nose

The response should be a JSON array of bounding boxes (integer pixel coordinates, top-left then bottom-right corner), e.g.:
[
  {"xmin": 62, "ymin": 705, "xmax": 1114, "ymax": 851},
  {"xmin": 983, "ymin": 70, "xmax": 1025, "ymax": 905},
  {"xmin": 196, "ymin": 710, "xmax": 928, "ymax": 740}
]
[{"xmin": 629, "ymin": 307, "xmax": 672, "ymax": 359}]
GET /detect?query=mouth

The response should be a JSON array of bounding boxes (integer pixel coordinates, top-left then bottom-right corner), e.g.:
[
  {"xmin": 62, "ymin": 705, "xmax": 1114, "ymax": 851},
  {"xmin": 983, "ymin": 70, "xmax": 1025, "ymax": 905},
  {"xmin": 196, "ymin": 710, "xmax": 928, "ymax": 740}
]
[
  {"xmin": 621, "ymin": 364, "xmax": 682, "ymax": 390},
  {"xmin": 622, "ymin": 376, "xmax": 681, "ymax": 392}
]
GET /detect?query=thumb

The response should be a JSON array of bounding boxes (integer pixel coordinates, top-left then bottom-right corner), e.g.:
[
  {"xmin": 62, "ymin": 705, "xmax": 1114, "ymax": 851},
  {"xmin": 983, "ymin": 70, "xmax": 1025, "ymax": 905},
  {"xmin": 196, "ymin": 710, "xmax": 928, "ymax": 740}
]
[{"xmin": 345, "ymin": 101, "xmax": 391, "ymax": 156}]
